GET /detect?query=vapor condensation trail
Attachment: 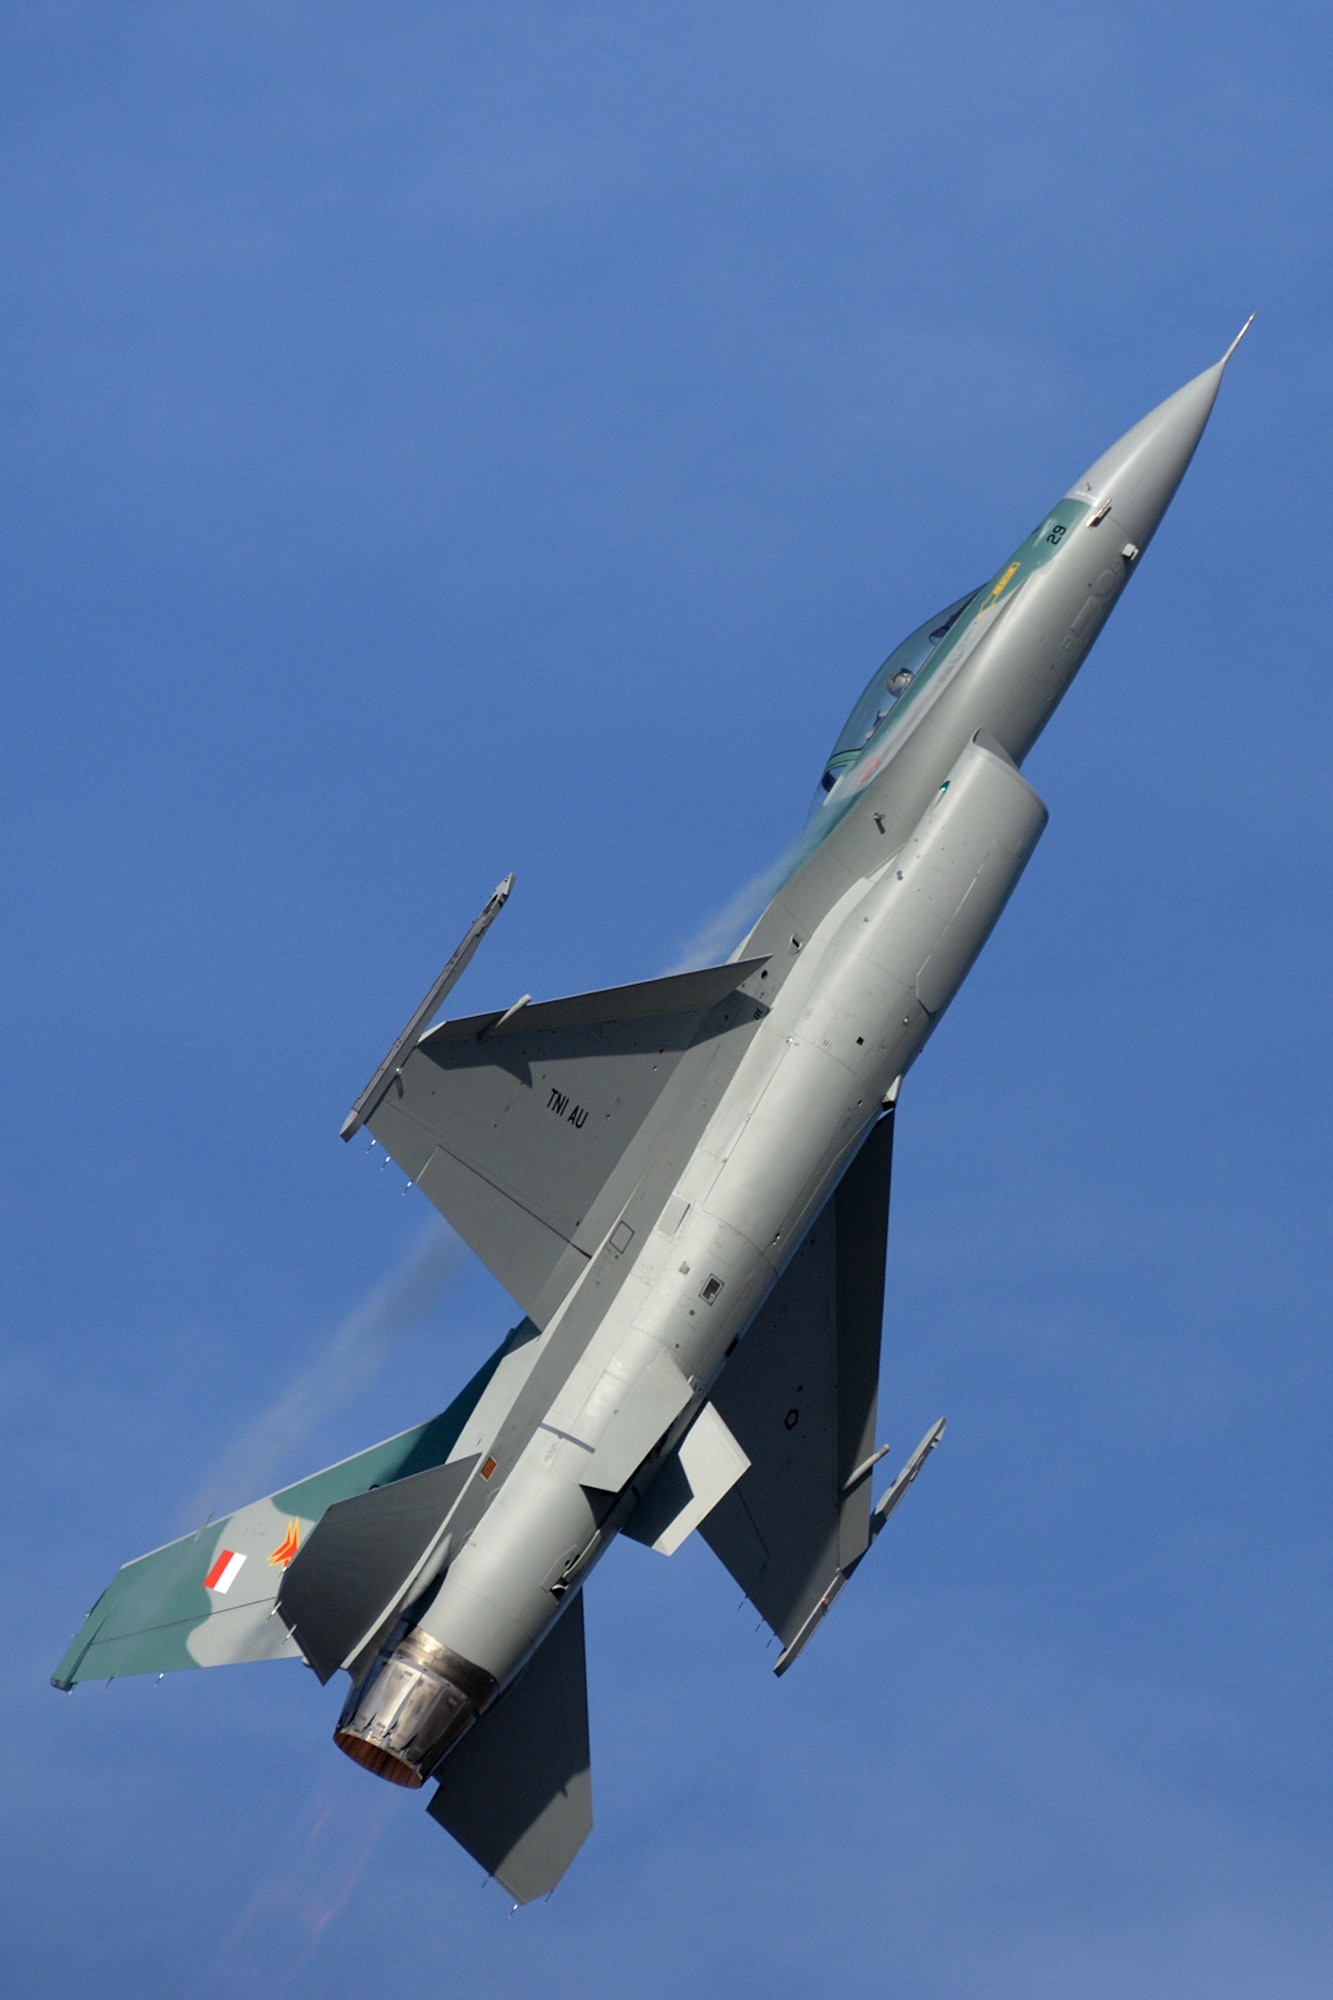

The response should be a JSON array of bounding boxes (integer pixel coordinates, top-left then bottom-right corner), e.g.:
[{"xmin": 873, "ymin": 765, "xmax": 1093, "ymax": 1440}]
[
  {"xmin": 666, "ymin": 841, "xmax": 800, "ymax": 974},
  {"xmin": 183, "ymin": 1222, "xmax": 464, "ymax": 1527}
]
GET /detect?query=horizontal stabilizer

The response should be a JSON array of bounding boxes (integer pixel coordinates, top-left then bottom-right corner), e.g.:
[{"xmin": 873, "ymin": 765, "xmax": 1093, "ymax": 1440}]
[
  {"xmin": 428, "ymin": 1591, "xmax": 591, "ymax": 1904},
  {"xmin": 276, "ymin": 1455, "xmax": 477, "ymax": 1683},
  {"xmin": 51, "ymin": 1321, "xmax": 533, "ymax": 1690},
  {"xmin": 367, "ymin": 958, "xmax": 767, "ymax": 1324}
]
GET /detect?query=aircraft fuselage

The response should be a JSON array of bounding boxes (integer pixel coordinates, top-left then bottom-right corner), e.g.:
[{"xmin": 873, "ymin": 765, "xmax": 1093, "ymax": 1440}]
[{"xmin": 333, "ymin": 351, "xmax": 1236, "ymax": 1788}]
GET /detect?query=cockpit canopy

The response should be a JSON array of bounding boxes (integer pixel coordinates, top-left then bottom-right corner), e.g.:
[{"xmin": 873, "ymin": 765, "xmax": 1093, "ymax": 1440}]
[{"xmin": 814, "ymin": 588, "xmax": 979, "ymax": 805}]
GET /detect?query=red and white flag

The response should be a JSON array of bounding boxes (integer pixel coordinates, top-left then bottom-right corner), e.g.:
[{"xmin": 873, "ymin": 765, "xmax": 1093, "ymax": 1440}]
[{"xmin": 204, "ymin": 1548, "xmax": 247, "ymax": 1595}]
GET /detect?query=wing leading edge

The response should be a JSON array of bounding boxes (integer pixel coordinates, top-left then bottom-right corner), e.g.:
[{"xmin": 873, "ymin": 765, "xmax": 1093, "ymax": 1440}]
[{"xmin": 366, "ymin": 958, "xmax": 767, "ymax": 1324}]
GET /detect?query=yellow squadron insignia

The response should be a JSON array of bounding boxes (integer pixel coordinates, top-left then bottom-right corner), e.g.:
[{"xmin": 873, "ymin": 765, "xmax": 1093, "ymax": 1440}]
[{"xmin": 267, "ymin": 1519, "xmax": 301, "ymax": 1569}]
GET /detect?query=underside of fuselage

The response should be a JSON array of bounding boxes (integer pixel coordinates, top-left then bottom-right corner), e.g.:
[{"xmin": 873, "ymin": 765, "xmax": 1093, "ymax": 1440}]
[{"xmin": 53, "ymin": 334, "xmax": 1246, "ymax": 1905}]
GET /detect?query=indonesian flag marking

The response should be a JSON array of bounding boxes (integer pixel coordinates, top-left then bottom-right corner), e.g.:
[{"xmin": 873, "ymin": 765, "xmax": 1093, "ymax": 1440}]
[{"xmin": 204, "ymin": 1548, "xmax": 247, "ymax": 1595}]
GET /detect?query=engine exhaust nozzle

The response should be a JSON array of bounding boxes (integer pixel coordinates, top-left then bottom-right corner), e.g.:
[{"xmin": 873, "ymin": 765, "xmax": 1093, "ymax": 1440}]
[{"xmin": 333, "ymin": 1628, "xmax": 496, "ymax": 1788}]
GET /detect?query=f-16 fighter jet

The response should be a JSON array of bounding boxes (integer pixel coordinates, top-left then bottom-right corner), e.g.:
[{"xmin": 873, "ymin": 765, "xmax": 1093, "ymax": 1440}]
[{"xmin": 54, "ymin": 330, "xmax": 1248, "ymax": 1903}]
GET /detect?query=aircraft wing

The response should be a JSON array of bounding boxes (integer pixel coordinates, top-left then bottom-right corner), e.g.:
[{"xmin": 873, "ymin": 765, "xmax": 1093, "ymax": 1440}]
[
  {"xmin": 365, "ymin": 959, "xmax": 766, "ymax": 1324},
  {"xmin": 51, "ymin": 1321, "xmax": 535, "ymax": 1689},
  {"xmin": 696, "ymin": 1110, "xmax": 895, "ymax": 1652}
]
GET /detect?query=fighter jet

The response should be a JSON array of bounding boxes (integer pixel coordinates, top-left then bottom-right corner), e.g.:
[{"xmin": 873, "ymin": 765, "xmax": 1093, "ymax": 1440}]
[{"xmin": 53, "ymin": 330, "xmax": 1248, "ymax": 1903}]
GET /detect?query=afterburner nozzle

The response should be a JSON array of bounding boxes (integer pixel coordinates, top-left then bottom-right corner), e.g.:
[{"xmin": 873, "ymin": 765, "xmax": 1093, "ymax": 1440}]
[{"xmin": 333, "ymin": 1628, "xmax": 496, "ymax": 1788}]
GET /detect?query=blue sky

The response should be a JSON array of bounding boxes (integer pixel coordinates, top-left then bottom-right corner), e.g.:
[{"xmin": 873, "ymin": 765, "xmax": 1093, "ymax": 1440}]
[{"xmin": 3, "ymin": 5, "xmax": 1330, "ymax": 1993}]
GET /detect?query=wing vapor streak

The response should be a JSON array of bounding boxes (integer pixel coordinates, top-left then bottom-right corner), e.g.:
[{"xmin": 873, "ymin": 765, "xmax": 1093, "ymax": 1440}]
[{"xmin": 182, "ymin": 1224, "xmax": 464, "ymax": 1530}]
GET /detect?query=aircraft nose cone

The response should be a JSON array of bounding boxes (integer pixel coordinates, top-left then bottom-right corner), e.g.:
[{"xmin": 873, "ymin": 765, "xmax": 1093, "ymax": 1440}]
[{"xmin": 1066, "ymin": 334, "xmax": 1244, "ymax": 550}]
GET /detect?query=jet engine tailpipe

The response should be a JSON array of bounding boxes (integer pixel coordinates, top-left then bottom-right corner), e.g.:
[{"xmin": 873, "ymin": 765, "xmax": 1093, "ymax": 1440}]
[{"xmin": 333, "ymin": 1627, "xmax": 496, "ymax": 1788}]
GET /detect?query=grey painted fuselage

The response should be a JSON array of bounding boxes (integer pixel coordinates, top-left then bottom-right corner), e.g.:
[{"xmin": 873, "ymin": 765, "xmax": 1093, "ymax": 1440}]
[
  {"xmin": 53, "ymin": 338, "xmax": 1243, "ymax": 1906},
  {"xmin": 334, "ymin": 345, "xmax": 1239, "ymax": 1788}
]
